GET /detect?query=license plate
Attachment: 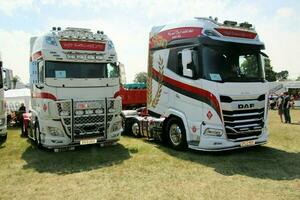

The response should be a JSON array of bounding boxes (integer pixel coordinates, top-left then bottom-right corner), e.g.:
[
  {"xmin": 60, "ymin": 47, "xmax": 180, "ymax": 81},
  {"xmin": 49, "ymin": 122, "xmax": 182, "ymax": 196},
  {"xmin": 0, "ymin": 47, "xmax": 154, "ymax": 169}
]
[
  {"xmin": 240, "ymin": 140, "xmax": 255, "ymax": 147},
  {"xmin": 80, "ymin": 139, "xmax": 97, "ymax": 145}
]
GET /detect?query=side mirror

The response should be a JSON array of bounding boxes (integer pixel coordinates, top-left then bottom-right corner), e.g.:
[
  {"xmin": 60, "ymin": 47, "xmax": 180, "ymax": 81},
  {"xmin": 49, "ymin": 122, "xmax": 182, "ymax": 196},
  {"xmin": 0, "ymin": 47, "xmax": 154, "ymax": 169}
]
[
  {"xmin": 181, "ymin": 49, "xmax": 194, "ymax": 78},
  {"xmin": 118, "ymin": 62, "xmax": 126, "ymax": 85}
]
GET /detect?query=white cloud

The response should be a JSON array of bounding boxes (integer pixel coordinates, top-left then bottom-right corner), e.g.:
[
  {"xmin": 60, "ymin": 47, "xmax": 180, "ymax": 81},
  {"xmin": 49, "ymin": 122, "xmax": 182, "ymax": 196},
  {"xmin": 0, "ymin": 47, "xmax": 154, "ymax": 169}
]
[
  {"xmin": 47, "ymin": 17, "xmax": 149, "ymax": 82},
  {"xmin": 41, "ymin": 0, "xmax": 82, "ymax": 7},
  {"xmin": 1, "ymin": 0, "xmax": 300, "ymax": 83},
  {"xmin": 0, "ymin": 0, "xmax": 36, "ymax": 16},
  {"xmin": 258, "ymin": 23, "xmax": 300, "ymax": 79},
  {"xmin": 276, "ymin": 7, "xmax": 296, "ymax": 19},
  {"xmin": 0, "ymin": 29, "xmax": 31, "ymax": 83}
]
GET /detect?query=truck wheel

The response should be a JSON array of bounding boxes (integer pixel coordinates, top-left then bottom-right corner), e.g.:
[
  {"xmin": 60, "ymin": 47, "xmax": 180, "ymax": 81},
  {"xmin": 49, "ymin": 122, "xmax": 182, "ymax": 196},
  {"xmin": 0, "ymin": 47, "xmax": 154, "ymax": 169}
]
[
  {"xmin": 34, "ymin": 120, "xmax": 42, "ymax": 148},
  {"xmin": 0, "ymin": 134, "xmax": 7, "ymax": 143},
  {"xmin": 166, "ymin": 117, "xmax": 187, "ymax": 150},
  {"xmin": 126, "ymin": 118, "xmax": 141, "ymax": 137}
]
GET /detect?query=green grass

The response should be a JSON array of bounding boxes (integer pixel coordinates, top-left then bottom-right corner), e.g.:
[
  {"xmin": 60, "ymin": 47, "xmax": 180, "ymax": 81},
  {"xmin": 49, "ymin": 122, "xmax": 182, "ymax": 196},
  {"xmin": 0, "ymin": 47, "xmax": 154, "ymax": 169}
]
[{"xmin": 0, "ymin": 110, "xmax": 299, "ymax": 200}]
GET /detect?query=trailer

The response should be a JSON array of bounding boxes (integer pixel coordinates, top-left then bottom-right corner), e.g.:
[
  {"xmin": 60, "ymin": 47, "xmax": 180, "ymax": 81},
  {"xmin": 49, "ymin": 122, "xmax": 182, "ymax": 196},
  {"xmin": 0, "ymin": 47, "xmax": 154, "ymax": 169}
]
[
  {"xmin": 115, "ymin": 83, "xmax": 147, "ymax": 110},
  {"xmin": 26, "ymin": 27, "xmax": 122, "ymax": 150},
  {"xmin": 123, "ymin": 17, "xmax": 270, "ymax": 151}
]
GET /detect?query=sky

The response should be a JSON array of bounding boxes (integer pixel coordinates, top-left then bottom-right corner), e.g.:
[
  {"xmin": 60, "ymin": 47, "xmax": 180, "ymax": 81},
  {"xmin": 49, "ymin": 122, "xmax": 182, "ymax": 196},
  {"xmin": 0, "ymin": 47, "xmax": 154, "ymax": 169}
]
[{"xmin": 0, "ymin": 0, "xmax": 299, "ymax": 83}]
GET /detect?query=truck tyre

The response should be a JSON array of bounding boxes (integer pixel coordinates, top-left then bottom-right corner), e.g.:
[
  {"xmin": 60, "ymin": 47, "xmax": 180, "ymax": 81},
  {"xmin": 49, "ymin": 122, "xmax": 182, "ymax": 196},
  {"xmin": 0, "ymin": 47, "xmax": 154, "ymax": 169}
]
[
  {"xmin": 166, "ymin": 117, "xmax": 187, "ymax": 150},
  {"xmin": 34, "ymin": 120, "xmax": 42, "ymax": 148},
  {"xmin": 0, "ymin": 134, "xmax": 7, "ymax": 143},
  {"xmin": 126, "ymin": 118, "xmax": 141, "ymax": 137}
]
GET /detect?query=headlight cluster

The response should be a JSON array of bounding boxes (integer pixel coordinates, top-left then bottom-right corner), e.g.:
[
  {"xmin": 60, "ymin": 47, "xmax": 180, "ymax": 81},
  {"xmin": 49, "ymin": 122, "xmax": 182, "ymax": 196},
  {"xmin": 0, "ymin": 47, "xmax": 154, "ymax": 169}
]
[
  {"xmin": 111, "ymin": 121, "xmax": 122, "ymax": 132},
  {"xmin": 204, "ymin": 128, "xmax": 223, "ymax": 137},
  {"xmin": 48, "ymin": 127, "xmax": 65, "ymax": 137},
  {"xmin": 0, "ymin": 118, "xmax": 5, "ymax": 126}
]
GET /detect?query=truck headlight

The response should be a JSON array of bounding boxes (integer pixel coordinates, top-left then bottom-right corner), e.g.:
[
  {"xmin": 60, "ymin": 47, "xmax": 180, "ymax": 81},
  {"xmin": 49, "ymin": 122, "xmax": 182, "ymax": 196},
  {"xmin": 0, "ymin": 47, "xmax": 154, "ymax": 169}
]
[
  {"xmin": 111, "ymin": 121, "xmax": 122, "ymax": 132},
  {"xmin": 48, "ymin": 127, "xmax": 64, "ymax": 137},
  {"xmin": 0, "ymin": 118, "xmax": 5, "ymax": 126},
  {"xmin": 204, "ymin": 128, "xmax": 223, "ymax": 137}
]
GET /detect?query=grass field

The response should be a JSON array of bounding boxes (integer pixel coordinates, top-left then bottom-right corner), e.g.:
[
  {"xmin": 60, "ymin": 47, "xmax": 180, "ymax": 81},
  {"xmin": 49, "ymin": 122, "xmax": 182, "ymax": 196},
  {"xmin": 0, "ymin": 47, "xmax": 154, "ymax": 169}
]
[{"xmin": 0, "ymin": 110, "xmax": 299, "ymax": 200}]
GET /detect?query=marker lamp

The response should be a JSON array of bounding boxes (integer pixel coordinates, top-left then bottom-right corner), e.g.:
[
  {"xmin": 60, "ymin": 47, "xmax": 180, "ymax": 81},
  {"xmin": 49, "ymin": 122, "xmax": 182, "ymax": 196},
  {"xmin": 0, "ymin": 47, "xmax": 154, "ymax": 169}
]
[
  {"xmin": 95, "ymin": 109, "xmax": 104, "ymax": 114},
  {"xmin": 87, "ymin": 55, "xmax": 95, "ymax": 60},
  {"xmin": 75, "ymin": 110, "xmax": 84, "ymax": 116},
  {"xmin": 59, "ymin": 111, "xmax": 70, "ymax": 116},
  {"xmin": 85, "ymin": 109, "xmax": 94, "ymax": 115}
]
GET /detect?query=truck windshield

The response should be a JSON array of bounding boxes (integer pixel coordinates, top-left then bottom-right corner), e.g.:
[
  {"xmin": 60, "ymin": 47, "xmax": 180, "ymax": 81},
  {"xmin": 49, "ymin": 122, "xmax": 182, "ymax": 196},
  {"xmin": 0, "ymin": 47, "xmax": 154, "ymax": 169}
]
[
  {"xmin": 202, "ymin": 46, "xmax": 264, "ymax": 82},
  {"xmin": 45, "ymin": 61, "xmax": 119, "ymax": 79}
]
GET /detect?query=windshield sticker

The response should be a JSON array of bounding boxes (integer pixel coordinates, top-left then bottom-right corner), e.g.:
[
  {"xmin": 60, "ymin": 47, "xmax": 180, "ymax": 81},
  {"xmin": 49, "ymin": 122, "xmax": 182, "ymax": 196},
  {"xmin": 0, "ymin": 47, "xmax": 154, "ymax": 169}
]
[
  {"xmin": 209, "ymin": 73, "xmax": 222, "ymax": 81},
  {"xmin": 55, "ymin": 70, "xmax": 66, "ymax": 78}
]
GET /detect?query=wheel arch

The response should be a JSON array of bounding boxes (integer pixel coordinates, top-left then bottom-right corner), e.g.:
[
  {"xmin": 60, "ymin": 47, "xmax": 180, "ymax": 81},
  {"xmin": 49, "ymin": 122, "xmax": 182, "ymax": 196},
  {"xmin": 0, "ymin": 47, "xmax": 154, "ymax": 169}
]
[{"xmin": 163, "ymin": 109, "xmax": 190, "ymax": 142}]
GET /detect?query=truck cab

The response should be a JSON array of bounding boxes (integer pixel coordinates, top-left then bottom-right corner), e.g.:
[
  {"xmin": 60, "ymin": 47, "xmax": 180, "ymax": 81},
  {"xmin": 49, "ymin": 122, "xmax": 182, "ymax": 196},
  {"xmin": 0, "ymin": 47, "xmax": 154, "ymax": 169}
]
[
  {"xmin": 124, "ymin": 17, "xmax": 269, "ymax": 151},
  {"xmin": 27, "ymin": 27, "xmax": 123, "ymax": 150}
]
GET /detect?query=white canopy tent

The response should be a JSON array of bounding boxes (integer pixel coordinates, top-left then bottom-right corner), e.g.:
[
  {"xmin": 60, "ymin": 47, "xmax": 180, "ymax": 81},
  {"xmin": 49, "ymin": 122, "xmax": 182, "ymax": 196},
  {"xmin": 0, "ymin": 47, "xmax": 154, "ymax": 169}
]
[{"xmin": 4, "ymin": 88, "xmax": 31, "ymax": 113}]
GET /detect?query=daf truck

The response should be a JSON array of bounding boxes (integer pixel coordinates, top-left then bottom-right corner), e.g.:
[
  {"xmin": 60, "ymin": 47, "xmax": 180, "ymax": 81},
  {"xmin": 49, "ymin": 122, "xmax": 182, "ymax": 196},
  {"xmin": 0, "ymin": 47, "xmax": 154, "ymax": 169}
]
[
  {"xmin": 123, "ymin": 17, "xmax": 269, "ymax": 151},
  {"xmin": 27, "ymin": 27, "xmax": 122, "ymax": 150}
]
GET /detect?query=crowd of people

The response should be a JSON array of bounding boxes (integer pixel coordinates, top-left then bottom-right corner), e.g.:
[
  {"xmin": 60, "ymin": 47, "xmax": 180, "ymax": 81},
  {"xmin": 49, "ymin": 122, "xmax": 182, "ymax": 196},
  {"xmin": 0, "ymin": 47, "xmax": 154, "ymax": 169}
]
[{"xmin": 275, "ymin": 92, "xmax": 299, "ymax": 123}]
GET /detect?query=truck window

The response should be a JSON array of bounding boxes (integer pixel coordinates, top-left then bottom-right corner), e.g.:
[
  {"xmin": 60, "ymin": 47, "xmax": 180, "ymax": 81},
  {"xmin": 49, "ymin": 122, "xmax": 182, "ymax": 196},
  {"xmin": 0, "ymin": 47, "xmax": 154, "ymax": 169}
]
[
  {"xmin": 45, "ymin": 61, "xmax": 118, "ymax": 79},
  {"xmin": 167, "ymin": 46, "xmax": 199, "ymax": 79},
  {"xmin": 202, "ymin": 46, "xmax": 264, "ymax": 82},
  {"xmin": 107, "ymin": 63, "xmax": 119, "ymax": 78},
  {"xmin": 38, "ymin": 61, "xmax": 44, "ymax": 83}
]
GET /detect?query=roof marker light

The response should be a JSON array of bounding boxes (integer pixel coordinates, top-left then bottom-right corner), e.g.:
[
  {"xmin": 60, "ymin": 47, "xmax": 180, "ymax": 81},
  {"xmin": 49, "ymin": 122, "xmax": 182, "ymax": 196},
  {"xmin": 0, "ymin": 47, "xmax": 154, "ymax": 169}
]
[
  {"xmin": 223, "ymin": 20, "xmax": 237, "ymax": 26},
  {"xmin": 239, "ymin": 22, "xmax": 252, "ymax": 29}
]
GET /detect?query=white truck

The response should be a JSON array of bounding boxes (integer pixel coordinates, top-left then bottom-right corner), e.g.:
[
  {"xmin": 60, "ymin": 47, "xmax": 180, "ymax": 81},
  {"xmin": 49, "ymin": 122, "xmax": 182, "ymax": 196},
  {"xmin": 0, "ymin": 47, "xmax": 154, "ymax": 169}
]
[
  {"xmin": 0, "ymin": 53, "xmax": 7, "ymax": 142},
  {"xmin": 27, "ymin": 27, "xmax": 122, "ymax": 150},
  {"xmin": 123, "ymin": 17, "xmax": 269, "ymax": 151}
]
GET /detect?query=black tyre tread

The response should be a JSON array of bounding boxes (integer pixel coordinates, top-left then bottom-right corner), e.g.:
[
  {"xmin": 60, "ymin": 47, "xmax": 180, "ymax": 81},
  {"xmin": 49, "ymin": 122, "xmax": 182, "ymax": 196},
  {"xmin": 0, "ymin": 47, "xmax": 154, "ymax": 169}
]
[
  {"xmin": 125, "ymin": 118, "xmax": 141, "ymax": 137},
  {"xmin": 166, "ymin": 117, "xmax": 187, "ymax": 150},
  {"xmin": 34, "ymin": 120, "xmax": 42, "ymax": 148}
]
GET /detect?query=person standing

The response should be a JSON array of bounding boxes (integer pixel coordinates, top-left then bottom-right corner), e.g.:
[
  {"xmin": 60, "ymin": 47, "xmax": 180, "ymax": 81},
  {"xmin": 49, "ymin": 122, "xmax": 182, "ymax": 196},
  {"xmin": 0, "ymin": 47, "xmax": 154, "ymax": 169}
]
[
  {"xmin": 283, "ymin": 92, "xmax": 291, "ymax": 123},
  {"xmin": 18, "ymin": 103, "xmax": 26, "ymax": 135},
  {"xmin": 276, "ymin": 94, "xmax": 284, "ymax": 123}
]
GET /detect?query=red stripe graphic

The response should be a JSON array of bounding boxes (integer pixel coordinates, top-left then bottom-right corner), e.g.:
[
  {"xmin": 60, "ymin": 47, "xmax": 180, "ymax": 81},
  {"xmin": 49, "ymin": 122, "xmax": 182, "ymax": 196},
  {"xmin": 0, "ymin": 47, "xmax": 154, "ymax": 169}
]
[
  {"xmin": 32, "ymin": 92, "xmax": 57, "ymax": 101},
  {"xmin": 32, "ymin": 51, "xmax": 43, "ymax": 61},
  {"xmin": 60, "ymin": 41, "xmax": 106, "ymax": 51},
  {"xmin": 152, "ymin": 68, "xmax": 221, "ymax": 118},
  {"xmin": 215, "ymin": 28, "xmax": 257, "ymax": 39},
  {"xmin": 150, "ymin": 27, "xmax": 203, "ymax": 49}
]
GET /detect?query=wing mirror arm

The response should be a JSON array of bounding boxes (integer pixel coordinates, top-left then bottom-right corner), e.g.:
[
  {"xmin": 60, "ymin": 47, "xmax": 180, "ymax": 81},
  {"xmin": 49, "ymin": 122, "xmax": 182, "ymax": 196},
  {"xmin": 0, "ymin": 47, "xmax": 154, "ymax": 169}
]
[{"xmin": 35, "ymin": 84, "xmax": 44, "ymax": 89}]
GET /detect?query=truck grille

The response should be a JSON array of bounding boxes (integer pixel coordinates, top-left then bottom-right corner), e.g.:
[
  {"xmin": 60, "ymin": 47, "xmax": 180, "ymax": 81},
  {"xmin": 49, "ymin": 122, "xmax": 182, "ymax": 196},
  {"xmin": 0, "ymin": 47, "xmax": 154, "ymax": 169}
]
[
  {"xmin": 56, "ymin": 98, "xmax": 121, "ymax": 141},
  {"xmin": 220, "ymin": 95, "xmax": 265, "ymax": 140}
]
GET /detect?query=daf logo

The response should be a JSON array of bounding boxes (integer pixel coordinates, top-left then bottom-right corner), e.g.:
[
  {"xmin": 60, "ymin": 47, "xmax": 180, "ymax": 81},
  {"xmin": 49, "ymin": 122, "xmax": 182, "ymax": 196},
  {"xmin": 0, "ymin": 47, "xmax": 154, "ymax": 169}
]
[{"xmin": 238, "ymin": 103, "xmax": 254, "ymax": 109}]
